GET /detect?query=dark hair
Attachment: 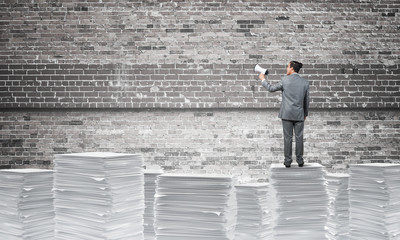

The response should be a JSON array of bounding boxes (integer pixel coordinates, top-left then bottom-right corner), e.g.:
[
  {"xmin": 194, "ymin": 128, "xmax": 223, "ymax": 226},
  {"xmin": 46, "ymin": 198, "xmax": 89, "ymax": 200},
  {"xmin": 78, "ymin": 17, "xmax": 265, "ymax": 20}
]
[{"xmin": 290, "ymin": 61, "xmax": 303, "ymax": 73}]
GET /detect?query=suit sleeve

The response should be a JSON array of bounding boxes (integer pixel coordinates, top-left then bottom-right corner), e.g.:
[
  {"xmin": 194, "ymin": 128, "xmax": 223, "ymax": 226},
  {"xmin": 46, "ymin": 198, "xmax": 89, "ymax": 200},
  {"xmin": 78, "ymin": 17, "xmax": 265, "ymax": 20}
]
[
  {"xmin": 304, "ymin": 84, "xmax": 310, "ymax": 117},
  {"xmin": 261, "ymin": 79, "xmax": 283, "ymax": 92}
]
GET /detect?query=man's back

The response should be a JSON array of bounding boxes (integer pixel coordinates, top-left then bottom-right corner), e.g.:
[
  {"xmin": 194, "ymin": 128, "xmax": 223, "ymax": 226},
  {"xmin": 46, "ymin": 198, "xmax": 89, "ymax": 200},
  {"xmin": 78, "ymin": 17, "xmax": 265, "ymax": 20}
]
[{"xmin": 279, "ymin": 73, "xmax": 309, "ymax": 121}]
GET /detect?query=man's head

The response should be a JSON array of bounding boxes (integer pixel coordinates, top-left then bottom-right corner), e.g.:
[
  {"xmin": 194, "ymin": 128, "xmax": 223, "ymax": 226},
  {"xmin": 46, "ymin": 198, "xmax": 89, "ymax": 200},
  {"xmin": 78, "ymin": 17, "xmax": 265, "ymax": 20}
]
[{"xmin": 286, "ymin": 61, "xmax": 303, "ymax": 75}]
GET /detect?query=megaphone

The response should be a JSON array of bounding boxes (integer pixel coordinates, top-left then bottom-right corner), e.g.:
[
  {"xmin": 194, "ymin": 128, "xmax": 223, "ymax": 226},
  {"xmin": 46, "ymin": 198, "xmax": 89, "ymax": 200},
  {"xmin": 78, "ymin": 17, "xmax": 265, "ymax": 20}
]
[{"xmin": 254, "ymin": 64, "xmax": 269, "ymax": 75}]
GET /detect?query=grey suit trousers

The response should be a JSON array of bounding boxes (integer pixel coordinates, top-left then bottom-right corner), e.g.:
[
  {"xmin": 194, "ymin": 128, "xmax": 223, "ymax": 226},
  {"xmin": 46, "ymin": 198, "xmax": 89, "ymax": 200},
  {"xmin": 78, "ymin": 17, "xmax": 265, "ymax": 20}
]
[{"xmin": 282, "ymin": 119, "xmax": 304, "ymax": 165}]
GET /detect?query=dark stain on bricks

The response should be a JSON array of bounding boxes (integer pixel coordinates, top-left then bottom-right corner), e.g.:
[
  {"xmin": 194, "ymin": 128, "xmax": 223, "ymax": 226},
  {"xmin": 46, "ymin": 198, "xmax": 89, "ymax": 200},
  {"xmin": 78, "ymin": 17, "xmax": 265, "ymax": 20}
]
[
  {"xmin": 73, "ymin": 7, "xmax": 88, "ymax": 11},
  {"xmin": 69, "ymin": 120, "xmax": 83, "ymax": 125},
  {"xmin": 246, "ymin": 133, "xmax": 254, "ymax": 138},
  {"xmin": 164, "ymin": 152, "xmax": 179, "ymax": 157},
  {"xmin": 249, "ymin": 55, "xmax": 262, "ymax": 59},
  {"xmin": 382, "ymin": 12, "xmax": 395, "ymax": 17},
  {"xmin": 162, "ymin": 166, "xmax": 176, "ymax": 170},
  {"xmin": 1, "ymin": 139, "xmax": 23, "ymax": 147},
  {"xmin": 276, "ymin": 16, "xmax": 290, "ymax": 20},
  {"xmin": 53, "ymin": 147, "xmax": 68, "ymax": 152},
  {"xmin": 194, "ymin": 112, "xmax": 214, "ymax": 117},
  {"xmin": 209, "ymin": 20, "xmax": 222, "ymax": 24},
  {"xmin": 327, "ymin": 121, "xmax": 341, "ymax": 126},
  {"xmin": 61, "ymin": 36, "xmax": 74, "ymax": 42},
  {"xmin": 365, "ymin": 112, "xmax": 386, "ymax": 120},
  {"xmin": 356, "ymin": 51, "xmax": 369, "ymax": 55},
  {"xmin": 237, "ymin": 29, "xmax": 250, "ymax": 33},
  {"xmin": 244, "ymin": 161, "xmax": 257, "ymax": 165},
  {"xmin": 237, "ymin": 20, "xmax": 251, "ymax": 24},
  {"xmin": 141, "ymin": 148, "xmax": 155, "ymax": 153},
  {"xmin": 323, "ymin": 21, "xmax": 335, "ymax": 25},
  {"xmin": 152, "ymin": 46, "xmax": 166, "ymax": 50},
  {"xmin": 251, "ymin": 20, "xmax": 265, "ymax": 24},
  {"xmin": 180, "ymin": 29, "xmax": 194, "ymax": 33},
  {"xmin": 138, "ymin": 46, "xmax": 152, "ymax": 51},
  {"xmin": 343, "ymin": 50, "xmax": 356, "ymax": 55},
  {"xmin": 367, "ymin": 146, "xmax": 382, "ymax": 151}
]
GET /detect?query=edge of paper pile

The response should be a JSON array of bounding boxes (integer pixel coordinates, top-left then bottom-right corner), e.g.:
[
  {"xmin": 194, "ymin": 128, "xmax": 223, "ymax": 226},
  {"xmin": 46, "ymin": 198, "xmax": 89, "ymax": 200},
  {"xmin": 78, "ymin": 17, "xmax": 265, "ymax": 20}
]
[
  {"xmin": 55, "ymin": 152, "xmax": 141, "ymax": 159},
  {"xmin": 235, "ymin": 182, "xmax": 269, "ymax": 187},
  {"xmin": 349, "ymin": 163, "xmax": 400, "ymax": 168},
  {"xmin": 270, "ymin": 162, "xmax": 323, "ymax": 169},
  {"xmin": 0, "ymin": 169, "xmax": 53, "ymax": 173},
  {"xmin": 159, "ymin": 173, "xmax": 235, "ymax": 179}
]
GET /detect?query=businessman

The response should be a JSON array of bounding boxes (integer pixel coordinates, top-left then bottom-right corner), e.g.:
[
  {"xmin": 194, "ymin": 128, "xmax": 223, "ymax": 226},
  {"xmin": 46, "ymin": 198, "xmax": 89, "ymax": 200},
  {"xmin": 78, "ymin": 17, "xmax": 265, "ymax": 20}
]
[{"xmin": 259, "ymin": 61, "xmax": 310, "ymax": 168}]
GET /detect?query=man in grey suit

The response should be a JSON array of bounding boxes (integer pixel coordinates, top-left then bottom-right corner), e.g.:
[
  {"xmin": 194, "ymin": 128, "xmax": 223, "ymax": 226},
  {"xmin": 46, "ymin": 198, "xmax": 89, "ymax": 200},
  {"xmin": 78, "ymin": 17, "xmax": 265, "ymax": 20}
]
[{"xmin": 259, "ymin": 61, "xmax": 310, "ymax": 168}]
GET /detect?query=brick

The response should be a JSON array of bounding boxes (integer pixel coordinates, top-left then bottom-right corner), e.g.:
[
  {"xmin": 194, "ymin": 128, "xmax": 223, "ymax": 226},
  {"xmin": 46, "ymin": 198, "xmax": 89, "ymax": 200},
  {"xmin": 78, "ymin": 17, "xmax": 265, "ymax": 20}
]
[
  {"xmin": 180, "ymin": 29, "xmax": 194, "ymax": 33},
  {"xmin": 69, "ymin": 120, "xmax": 83, "ymax": 125},
  {"xmin": 250, "ymin": 20, "xmax": 265, "ymax": 24},
  {"xmin": 0, "ymin": 70, "xmax": 12, "ymax": 75},
  {"xmin": 237, "ymin": 20, "xmax": 251, "ymax": 24},
  {"xmin": 276, "ymin": 16, "xmax": 290, "ymax": 20}
]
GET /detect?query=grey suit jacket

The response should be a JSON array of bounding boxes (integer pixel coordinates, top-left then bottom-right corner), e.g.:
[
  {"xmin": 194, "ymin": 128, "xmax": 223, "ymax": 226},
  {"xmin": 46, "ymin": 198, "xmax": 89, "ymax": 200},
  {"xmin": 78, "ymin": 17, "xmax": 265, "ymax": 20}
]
[{"xmin": 262, "ymin": 73, "xmax": 309, "ymax": 121}]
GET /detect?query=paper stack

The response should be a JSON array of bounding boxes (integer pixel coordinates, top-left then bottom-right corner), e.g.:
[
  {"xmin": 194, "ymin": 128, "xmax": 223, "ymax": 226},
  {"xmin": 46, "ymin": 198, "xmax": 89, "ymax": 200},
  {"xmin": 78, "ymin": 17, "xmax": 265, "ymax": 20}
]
[
  {"xmin": 0, "ymin": 169, "xmax": 54, "ymax": 240},
  {"xmin": 54, "ymin": 152, "xmax": 144, "ymax": 240},
  {"xmin": 269, "ymin": 163, "xmax": 329, "ymax": 240},
  {"xmin": 326, "ymin": 173, "xmax": 349, "ymax": 240},
  {"xmin": 349, "ymin": 163, "xmax": 400, "ymax": 240},
  {"xmin": 144, "ymin": 170, "xmax": 163, "ymax": 240},
  {"xmin": 234, "ymin": 183, "xmax": 272, "ymax": 240},
  {"xmin": 154, "ymin": 174, "xmax": 237, "ymax": 240}
]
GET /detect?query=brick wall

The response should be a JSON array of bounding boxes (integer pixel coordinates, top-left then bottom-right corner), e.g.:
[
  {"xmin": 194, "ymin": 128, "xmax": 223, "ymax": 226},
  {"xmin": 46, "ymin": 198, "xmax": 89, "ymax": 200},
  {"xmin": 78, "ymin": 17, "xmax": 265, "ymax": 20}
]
[
  {"xmin": 1, "ymin": 0, "xmax": 399, "ymax": 109},
  {"xmin": 1, "ymin": 63, "xmax": 399, "ymax": 109},
  {"xmin": 1, "ymin": 0, "xmax": 399, "ymax": 180},
  {"xmin": 1, "ymin": 110, "xmax": 399, "ymax": 181}
]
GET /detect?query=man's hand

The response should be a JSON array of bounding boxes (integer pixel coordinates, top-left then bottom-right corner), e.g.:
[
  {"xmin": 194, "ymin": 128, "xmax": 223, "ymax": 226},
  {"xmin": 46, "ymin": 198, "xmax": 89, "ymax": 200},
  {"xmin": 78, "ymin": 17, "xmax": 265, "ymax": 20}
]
[
  {"xmin": 304, "ymin": 116, "xmax": 307, "ymax": 121},
  {"xmin": 259, "ymin": 73, "xmax": 265, "ymax": 81}
]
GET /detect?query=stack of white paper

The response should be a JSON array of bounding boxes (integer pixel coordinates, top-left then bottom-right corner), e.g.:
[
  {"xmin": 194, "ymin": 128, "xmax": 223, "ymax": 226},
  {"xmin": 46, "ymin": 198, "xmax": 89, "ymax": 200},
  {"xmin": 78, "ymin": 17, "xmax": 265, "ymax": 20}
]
[
  {"xmin": 0, "ymin": 169, "xmax": 54, "ymax": 240},
  {"xmin": 154, "ymin": 174, "xmax": 237, "ymax": 240},
  {"xmin": 235, "ymin": 183, "xmax": 272, "ymax": 240},
  {"xmin": 54, "ymin": 152, "xmax": 144, "ymax": 240},
  {"xmin": 144, "ymin": 170, "xmax": 163, "ymax": 240},
  {"xmin": 269, "ymin": 163, "xmax": 329, "ymax": 240},
  {"xmin": 326, "ymin": 173, "xmax": 349, "ymax": 240},
  {"xmin": 349, "ymin": 163, "xmax": 400, "ymax": 240}
]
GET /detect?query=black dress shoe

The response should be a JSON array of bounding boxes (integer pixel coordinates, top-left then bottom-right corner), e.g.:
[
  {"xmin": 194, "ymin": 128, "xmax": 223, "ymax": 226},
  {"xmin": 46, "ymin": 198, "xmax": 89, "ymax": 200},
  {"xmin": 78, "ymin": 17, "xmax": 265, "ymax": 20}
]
[
  {"xmin": 298, "ymin": 163, "xmax": 304, "ymax": 167},
  {"xmin": 284, "ymin": 163, "xmax": 291, "ymax": 168}
]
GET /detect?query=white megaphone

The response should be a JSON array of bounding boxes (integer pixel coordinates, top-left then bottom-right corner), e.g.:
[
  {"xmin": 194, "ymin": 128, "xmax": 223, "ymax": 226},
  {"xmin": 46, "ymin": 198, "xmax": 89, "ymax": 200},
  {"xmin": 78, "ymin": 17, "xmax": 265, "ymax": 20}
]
[{"xmin": 254, "ymin": 64, "xmax": 269, "ymax": 75}]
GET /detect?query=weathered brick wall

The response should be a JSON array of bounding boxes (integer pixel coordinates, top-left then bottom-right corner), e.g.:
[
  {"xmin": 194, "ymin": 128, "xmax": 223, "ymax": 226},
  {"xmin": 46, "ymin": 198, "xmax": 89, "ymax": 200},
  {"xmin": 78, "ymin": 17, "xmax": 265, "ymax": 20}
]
[
  {"xmin": 1, "ymin": 0, "xmax": 399, "ymax": 180},
  {"xmin": 1, "ymin": 63, "xmax": 399, "ymax": 108},
  {"xmin": 1, "ymin": 0, "xmax": 399, "ymax": 108},
  {"xmin": 1, "ymin": 110, "xmax": 399, "ymax": 181}
]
